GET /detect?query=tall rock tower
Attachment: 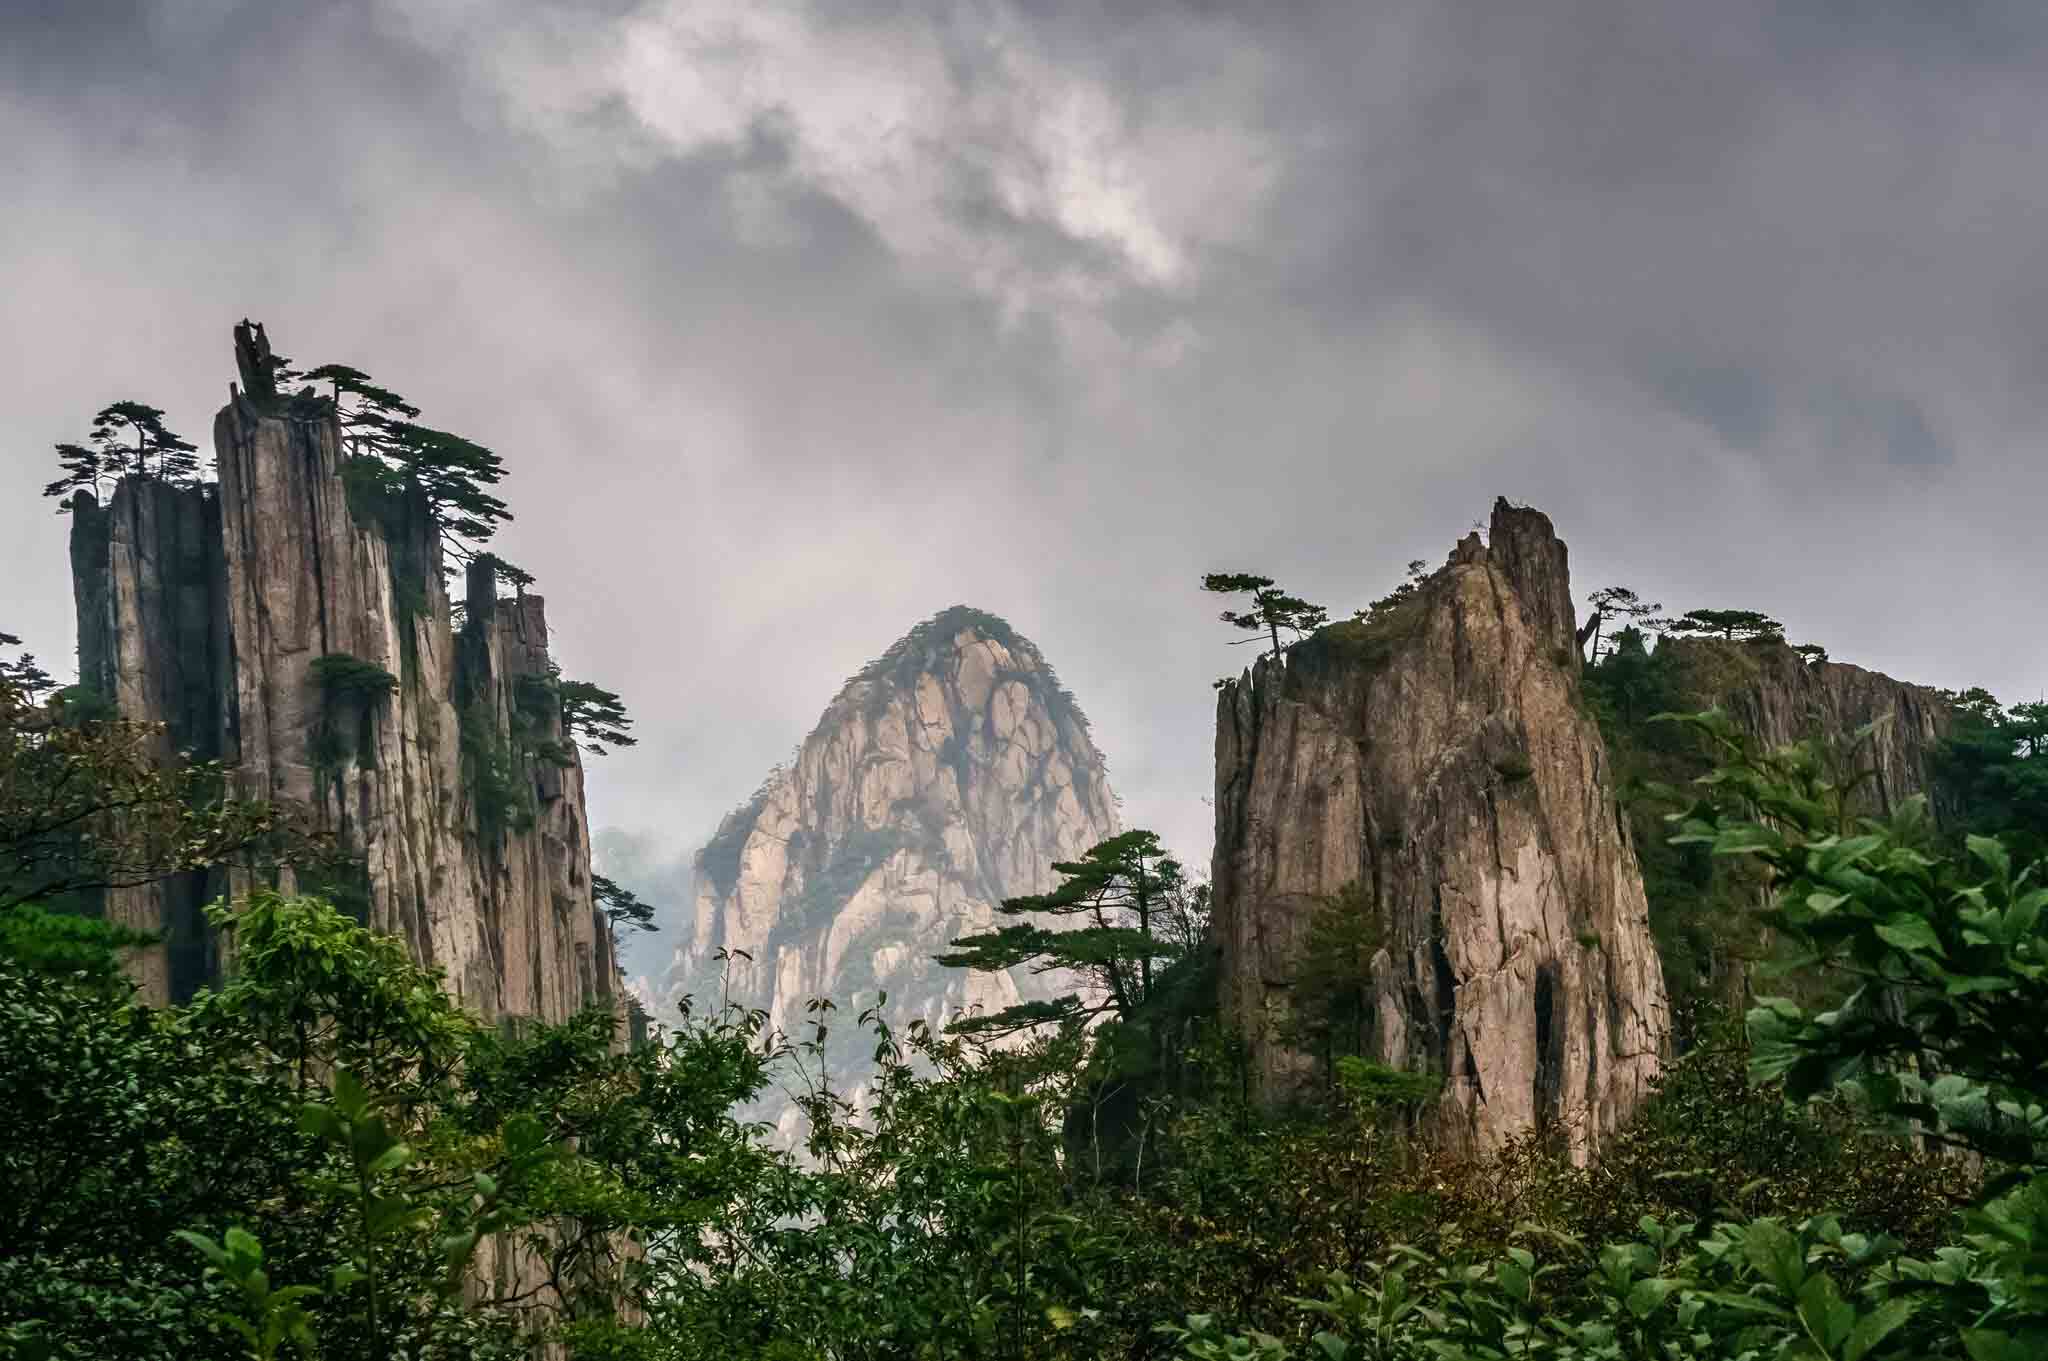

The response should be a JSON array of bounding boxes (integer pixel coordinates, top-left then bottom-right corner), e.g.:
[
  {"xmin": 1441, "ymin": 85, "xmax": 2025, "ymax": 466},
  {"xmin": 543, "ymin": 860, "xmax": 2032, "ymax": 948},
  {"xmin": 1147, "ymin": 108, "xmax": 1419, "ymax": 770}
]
[
  {"xmin": 666, "ymin": 606, "xmax": 1119, "ymax": 1121},
  {"xmin": 66, "ymin": 322, "xmax": 618, "ymax": 1022},
  {"xmin": 1212, "ymin": 500, "xmax": 1670, "ymax": 1158}
]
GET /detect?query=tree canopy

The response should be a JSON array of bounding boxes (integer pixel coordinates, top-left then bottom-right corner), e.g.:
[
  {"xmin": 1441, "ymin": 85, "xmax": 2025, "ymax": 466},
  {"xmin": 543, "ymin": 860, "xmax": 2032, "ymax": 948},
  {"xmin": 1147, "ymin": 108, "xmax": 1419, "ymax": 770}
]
[
  {"xmin": 43, "ymin": 401, "xmax": 203, "ymax": 508},
  {"xmin": 1202, "ymin": 573, "xmax": 1330, "ymax": 659},
  {"xmin": 1583, "ymin": 584, "xmax": 1662, "ymax": 660},
  {"xmin": 1654, "ymin": 607, "xmax": 1786, "ymax": 643},
  {"xmin": 1, "ymin": 635, "xmax": 326, "ymax": 913},
  {"xmin": 936, "ymin": 828, "xmax": 1200, "ymax": 1038},
  {"xmin": 593, "ymin": 873, "xmax": 657, "ymax": 932},
  {"xmin": 559, "ymin": 679, "xmax": 636, "ymax": 756},
  {"xmin": 305, "ymin": 359, "xmax": 511, "ymax": 559}
]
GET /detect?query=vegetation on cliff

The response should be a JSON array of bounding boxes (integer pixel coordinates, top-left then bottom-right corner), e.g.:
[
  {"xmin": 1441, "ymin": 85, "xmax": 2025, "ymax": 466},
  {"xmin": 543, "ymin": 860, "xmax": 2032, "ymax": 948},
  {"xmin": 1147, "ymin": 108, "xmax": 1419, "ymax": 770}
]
[
  {"xmin": 9, "ymin": 679, "xmax": 2045, "ymax": 1357},
  {"xmin": 13, "ymin": 448, "xmax": 2048, "ymax": 1361}
]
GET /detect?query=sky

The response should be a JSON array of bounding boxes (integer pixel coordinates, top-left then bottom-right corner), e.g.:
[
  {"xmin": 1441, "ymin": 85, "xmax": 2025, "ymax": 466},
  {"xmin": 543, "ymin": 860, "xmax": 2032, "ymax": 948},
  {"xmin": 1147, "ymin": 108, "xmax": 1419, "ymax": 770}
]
[{"xmin": 6, "ymin": 0, "xmax": 2047, "ymax": 938}]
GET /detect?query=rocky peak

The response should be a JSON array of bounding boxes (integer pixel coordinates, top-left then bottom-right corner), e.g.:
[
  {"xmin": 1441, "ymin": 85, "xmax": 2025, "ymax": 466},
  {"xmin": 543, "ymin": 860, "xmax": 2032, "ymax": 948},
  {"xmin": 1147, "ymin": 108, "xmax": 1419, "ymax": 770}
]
[
  {"xmin": 1212, "ymin": 502, "xmax": 1668, "ymax": 1158},
  {"xmin": 66, "ymin": 326, "xmax": 618, "ymax": 1022},
  {"xmin": 667, "ymin": 606, "xmax": 1118, "ymax": 1123}
]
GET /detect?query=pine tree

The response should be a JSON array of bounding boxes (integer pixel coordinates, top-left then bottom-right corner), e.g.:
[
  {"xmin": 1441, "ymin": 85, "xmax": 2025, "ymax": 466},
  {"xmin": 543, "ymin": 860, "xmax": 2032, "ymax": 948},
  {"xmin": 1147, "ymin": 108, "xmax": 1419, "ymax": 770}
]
[
  {"xmin": 559, "ymin": 680, "xmax": 636, "ymax": 756},
  {"xmin": 1584, "ymin": 585, "xmax": 1663, "ymax": 660},
  {"xmin": 1202, "ymin": 573, "xmax": 1329, "ymax": 658},
  {"xmin": 43, "ymin": 402, "xmax": 202, "ymax": 508},
  {"xmin": 1652, "ymin": 607, "xmax": 1785, "ymax": 644},
  {"xmin": 936, "ymin": 829, "xmax": 1197, "ymax": 1037},
  {"xmin": 302, "ymin": 361, "xmax": 511, "ymax": 557}
]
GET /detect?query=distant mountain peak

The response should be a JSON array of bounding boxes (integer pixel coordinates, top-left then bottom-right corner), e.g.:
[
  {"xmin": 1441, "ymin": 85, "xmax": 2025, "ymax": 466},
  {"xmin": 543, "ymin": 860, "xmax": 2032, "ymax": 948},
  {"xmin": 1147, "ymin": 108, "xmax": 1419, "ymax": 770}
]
[{"xmin": 667, "ymin": 605, "xmax": 1118, "ymax": 1137}]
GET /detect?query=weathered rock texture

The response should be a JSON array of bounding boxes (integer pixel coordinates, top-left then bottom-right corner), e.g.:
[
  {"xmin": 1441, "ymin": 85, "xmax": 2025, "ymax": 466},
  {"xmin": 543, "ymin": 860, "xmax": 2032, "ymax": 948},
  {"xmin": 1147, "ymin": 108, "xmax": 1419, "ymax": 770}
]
[
  {"xmin": 666, "ymin": 606, "xmax": 1119, "ymax": 1122},
  {"xmin": 67, "ymin": 330, "xmax": 617, "ymax": 1023},
  {"xmin": 1640, "ymin": 636, "xmax": 1957, "ymax": 1013},
  {"xmin": 1212, "ymin": 500, "xmax": 1669, "ymax": 1157},
  {"xmin": 1662, "ymin": 637, "xmax": 1954, "ymax": 818}
]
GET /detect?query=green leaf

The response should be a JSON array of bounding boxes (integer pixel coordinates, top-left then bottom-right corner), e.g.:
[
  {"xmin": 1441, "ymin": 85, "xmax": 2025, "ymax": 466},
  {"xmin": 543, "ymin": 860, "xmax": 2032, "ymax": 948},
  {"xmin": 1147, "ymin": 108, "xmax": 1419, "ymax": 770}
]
[
  {"xmin": 1625, "ymin": 1277, "xmax": 1681, "ymax": 1318},
  {"xmin": 331, "ymin": 1069, "xmax": 370, "ymax": 1118},
  {"xmin": 1967, "ymin": 834, "xmax": 2012, "ymax": 881},
  {"xmin": 1874, "ymin": 914, "xmax": 1941, "ymax": 954},
  {"xmin": 1797, "ymin": 1273, "xmax": 1853, "ymax": 1350},
  {"xmin": 173, "ymin": 1229, "xmax": 227, "ymax": 1267},
  {"xmin": 1963, "ymin": 1330, "xmax": 2037, "ymax": 1361},
  {"xmin": 364, "ymin": 1141, "xmax": 413, "ymax": 1177},
  {"xmin": 1844, "ymin": 1298, "xmax": 1914, "ymax": 1361},
  {"xmin": 299, "ymin": 1104, "xmax": 344, "ymax": 1142}
]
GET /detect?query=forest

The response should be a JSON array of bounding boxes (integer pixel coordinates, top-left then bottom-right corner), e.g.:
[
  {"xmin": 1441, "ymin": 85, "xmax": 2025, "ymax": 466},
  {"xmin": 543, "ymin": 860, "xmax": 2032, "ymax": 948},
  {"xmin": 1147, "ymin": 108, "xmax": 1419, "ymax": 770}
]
[{"xmin": 6, "ymin": 425, "xmax": 2048, "ymax": 1361}]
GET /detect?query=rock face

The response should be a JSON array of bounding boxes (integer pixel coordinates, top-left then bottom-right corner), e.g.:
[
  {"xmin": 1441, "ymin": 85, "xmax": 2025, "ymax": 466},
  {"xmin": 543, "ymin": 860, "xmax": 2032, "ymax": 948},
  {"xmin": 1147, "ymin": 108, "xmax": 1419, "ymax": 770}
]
[
  {"xmin": 666, "ymin": 606, "xmax": 1119, "ymax": 1117},
  {"xmin": 1212, "ymin": 500, "xmax": 1669, "ymax": 1157},
  {"xmin": 67, "ymin": 327, "xmax": 618, "ymax": 1023},
  {"xmin": 1662, "ymin": 638, "xmax": 1954, "ymax": 818},
  {"xmin": 1640, "ymin": 636, "xmax": 1957, "ymax": 1014}
]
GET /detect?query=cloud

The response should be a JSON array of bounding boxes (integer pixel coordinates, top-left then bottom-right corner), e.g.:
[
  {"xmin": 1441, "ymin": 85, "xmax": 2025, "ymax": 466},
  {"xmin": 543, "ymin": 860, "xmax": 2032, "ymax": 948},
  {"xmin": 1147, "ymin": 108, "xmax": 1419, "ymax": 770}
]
[{"xmin": 3, "ymin": 0, "xmax": 2046, "ymax": 896}]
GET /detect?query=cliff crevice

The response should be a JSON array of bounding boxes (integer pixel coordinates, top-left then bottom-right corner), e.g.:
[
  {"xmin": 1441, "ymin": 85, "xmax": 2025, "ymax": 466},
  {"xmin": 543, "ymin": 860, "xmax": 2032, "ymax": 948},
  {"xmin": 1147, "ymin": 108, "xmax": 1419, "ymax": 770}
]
[
  {"xmin": 1213, "ymin": 499, "xmax": 1669, "ymax": 1158},
  {"xmin": 66, "ymin": 327, "xmax": 617, "ymax": 1023}
]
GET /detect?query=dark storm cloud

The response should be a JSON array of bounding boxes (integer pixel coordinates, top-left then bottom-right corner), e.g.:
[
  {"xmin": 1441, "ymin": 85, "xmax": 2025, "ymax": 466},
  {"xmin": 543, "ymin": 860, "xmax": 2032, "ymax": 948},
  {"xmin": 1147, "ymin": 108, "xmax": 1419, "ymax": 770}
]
[{"xmin": 5, "ymin": 0, "xmax": 2046, "ymax": 960}]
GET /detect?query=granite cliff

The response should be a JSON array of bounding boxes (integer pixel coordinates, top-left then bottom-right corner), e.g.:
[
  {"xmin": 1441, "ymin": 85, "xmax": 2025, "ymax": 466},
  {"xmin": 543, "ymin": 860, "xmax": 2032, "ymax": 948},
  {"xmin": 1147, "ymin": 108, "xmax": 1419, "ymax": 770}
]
[
  {"xmin": 1212, "ymin": 500, "xmax": 1670, "ymax": 1157},
  {"xmin": 1625, "ymin": 634, "xmax": 1956, "ymax": 1013},
  {"xmin": 1661, "ymin": 637, "xmax": 1953, "ymax": 818},
  {"xmin": 66, "ymin": 323, "xmax": 619, "ymax": 1023},
  {"xmin": 665, "ymin": 606, "xmax": 1119, "ymax": 1117}
]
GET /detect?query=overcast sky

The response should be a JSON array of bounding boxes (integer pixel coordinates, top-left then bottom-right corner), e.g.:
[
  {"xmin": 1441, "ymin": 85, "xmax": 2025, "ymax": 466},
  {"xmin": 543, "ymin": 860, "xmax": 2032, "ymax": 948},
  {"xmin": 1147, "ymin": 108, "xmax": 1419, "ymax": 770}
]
[{"xmin": 6, "ymin": 0, "xmax": 2046, "ymax": 911}]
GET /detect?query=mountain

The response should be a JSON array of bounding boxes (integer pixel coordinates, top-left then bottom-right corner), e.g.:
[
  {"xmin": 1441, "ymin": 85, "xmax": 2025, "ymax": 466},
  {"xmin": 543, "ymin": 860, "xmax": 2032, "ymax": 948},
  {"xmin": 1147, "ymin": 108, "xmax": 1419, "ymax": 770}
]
[
  {"xmin": 63, "ymin": 322, "xmax": 620, "ymax": 1025},
  {"xmin": 1212, "ymin": 500, "xmax": 1669, "ymax": 1158},
  {"xmin": 664, "ymin": 605, "xmax": 1119, "ymax": 1126},
  {"xmin": 1615, "ymin": 633, "xmax": 1956, "ymax": 1015}
]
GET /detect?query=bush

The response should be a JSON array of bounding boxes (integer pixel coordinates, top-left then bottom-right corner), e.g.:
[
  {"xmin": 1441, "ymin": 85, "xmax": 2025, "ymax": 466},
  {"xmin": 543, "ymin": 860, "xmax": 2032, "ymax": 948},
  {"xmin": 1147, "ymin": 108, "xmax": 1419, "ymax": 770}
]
[{"xmin": 309, "ymin": 653, "xmax": 398, "ymax": 703}]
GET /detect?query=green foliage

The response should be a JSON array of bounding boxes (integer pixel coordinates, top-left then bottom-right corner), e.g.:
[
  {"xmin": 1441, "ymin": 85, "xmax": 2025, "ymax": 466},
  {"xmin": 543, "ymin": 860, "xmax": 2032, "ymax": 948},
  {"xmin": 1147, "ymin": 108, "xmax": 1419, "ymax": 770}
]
[
  {"xmin": 939, "ymin": 828, "xmax": 1200, "ymax": 1037},
  {"xmin": 1936, "ymin": 690, "xmax": 2048, "ymax": 866},
  {"xmin": 1582, "ymin": 584, "xmax": 1661, "ymax": 662},
  {"xmin": 1666, "ymin": 707, "xmax": 2048, "ymax": 1172},
  {"xmin": 1651, "ymin": 607, "xmax": 1785, "ymax": 644},
  {"xmin": 1355, "ymin": 559, "xmax": 1431, "ymax": 624},
  {"xmin": 1205, "ymin": 573, "xmax": 1332, "ymax": 660},
  {"xmin": 308, "ymin": 654, "xmax": 399, "ymax": 704},
  {"xmin": 14, "ymin": 658, "xmax": 2048, "ymax": 1359},
  {"xmin": 306, "ymin": 361, "xmax": 510, "ymax": 556},
  {"xmin": 3, "ymin": 651, "xmax": 325, "ymax": 912},
  {"xmin": 1, "ymin": 630, "xmax": 57, "ymax": 701},
  {"xmin": 1283, "ymin": 880, "xmax": 1384, "ymax": 1074},
  {"xmin": 560, "ymin": 678, "xmax": 637, "ymax": 756},
  {"xmin": 1581, "ymin": 633, "xmax": 1773, "ymax": 1031},
  {"xmin": 593, "ymin": 873, "xmax": 657, "ymax": 932},
  {"xmin": 43, "ymin": 400, "xmax": 204, "ymax": 508},
  {"xmin": 1331, "ymin": 1058, "xmax": 1441, "ymax": 1112},
  {"xmin": 0, "ymin": 902, "xmax": 157, "ymax": 986},
  {"xmin": 1491, "ymin": 751, "xmax": 1534, "ymax": 782},
  {"xmin": 458, "ymin": 700, "xmax": 534, "ymax": 844}
]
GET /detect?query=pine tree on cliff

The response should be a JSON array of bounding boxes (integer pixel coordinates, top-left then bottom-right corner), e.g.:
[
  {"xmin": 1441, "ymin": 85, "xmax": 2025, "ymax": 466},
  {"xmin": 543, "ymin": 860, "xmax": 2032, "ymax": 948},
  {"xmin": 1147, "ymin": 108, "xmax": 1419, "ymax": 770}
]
[
  {"xmin": 559, "ymin": 679, "xmax": 636, "ymax": 756},
  {"xmin": 42, "ymin": 402, "xmax": 203, "ymax": 509},
  {"xmin": 1653, "ymin": 608, "xmax": 1785, "ymax": 644},
  {"xmin": 1202, "ymin": 573, "xmax": 1329, "ymax": 658},
  {"xmin": 298, "ymin": 357, "xmax": 512, "ymax": 558},
  {"xmin": 936, "ymin": 829, "xmax": 1200, "ymax": 1037},
  {"xmin": 1583, "ymin": 585, "xmax": 1662, "ymax": 661},
  {"xmin": 593, "ymin": 874, "xmax": 657, "ymax": 932}
]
